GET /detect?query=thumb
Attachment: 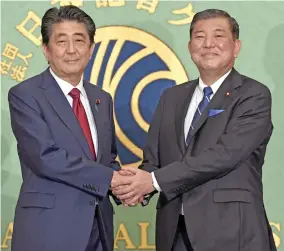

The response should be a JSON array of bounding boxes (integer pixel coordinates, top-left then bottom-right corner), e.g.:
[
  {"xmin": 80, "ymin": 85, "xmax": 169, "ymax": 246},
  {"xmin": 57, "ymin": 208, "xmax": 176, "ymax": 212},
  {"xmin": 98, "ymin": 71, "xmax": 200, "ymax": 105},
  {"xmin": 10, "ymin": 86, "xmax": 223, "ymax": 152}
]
[
  {"xmin": 119, "ymin": 169, "xmax": 134, "ymax": 176},
  {"xmin": 122, "ymin": 167, "xmax": 138, "ymax": 175}
]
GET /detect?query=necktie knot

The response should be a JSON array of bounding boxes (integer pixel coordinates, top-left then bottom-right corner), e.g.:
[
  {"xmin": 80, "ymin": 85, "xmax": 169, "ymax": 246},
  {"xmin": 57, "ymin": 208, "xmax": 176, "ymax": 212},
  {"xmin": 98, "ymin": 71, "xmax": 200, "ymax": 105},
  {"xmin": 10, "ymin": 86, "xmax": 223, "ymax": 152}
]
[
  {"xmin": 203, "ymin": 86, "xmax": 213, "ymax": 97},
  {"xmin": 69, "ymin": 88, "xmax": 80, "ymax": 99}
]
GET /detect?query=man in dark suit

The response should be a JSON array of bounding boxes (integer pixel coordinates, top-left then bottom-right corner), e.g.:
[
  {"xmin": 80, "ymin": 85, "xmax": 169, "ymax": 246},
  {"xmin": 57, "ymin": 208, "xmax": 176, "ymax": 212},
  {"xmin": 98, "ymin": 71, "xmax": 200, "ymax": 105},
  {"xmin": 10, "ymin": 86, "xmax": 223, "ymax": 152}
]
[
  {"xmin": 112, "ymin": 9, "xmax": 277, "ymax": 251},
  {"xmin": 8, "ymin": 5, "xmax": 127, "ymax": 251}
]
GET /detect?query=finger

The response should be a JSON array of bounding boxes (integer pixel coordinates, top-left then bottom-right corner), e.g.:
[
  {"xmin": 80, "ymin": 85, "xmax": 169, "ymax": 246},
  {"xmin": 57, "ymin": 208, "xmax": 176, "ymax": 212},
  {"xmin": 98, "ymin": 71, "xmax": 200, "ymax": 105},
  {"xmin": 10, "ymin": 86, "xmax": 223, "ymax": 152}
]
[
  {"xmin": 123, "ymin": 199, "xmax": 137, "ymax": 207},
  {"xmin": 118, "ymin": 170, "xmax": 128, "ymax": 176},
  {"xmin": 112, "ymin": 188, "xmax": 127, "ymax": 196},
  {"xmin": 112, "ymin": 184, "xmax": 129, "ymax": 191},
  {"xmin": 125, "ymin": 195, "xmax": 140, "ymax": 206},
  {"xmin": 119, "ymin": 199, "xmax": 128, "ymax": 207},
  {"xmin": 128, "ymin": 202, "xmax": 138, "ymax": 207},
  {"xmin": 117, "ymin": 191, "xmax": 136, "ymax": 200},
  {"xmin": 119, "ymin": 170, "xmax": 134, "ymax": 176},
  {"xmin": 121, "ymin": 167, "xmax": 138, "ymax": 175},
  {"xmin": 111, "ymin": 176, "xmax": 131, "ymax": 188},
  {"xmin": 113, "ymin": 185, "xmax": 133, "ymax": 195},
  {"xmin": 128, "ymin": 199, "xmax": 139, "ymax": 207},
  {"xmin": 138, "ymin": 196, "xmax": 144, "ymax": 203}
]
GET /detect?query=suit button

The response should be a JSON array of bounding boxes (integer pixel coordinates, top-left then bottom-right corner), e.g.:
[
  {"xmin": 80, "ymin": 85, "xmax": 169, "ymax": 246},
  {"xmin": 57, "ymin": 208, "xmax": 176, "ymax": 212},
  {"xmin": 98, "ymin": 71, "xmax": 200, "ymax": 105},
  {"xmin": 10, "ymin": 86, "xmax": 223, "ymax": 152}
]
[
  {"xmin": 92, "ymin": 186, "xmax": 99, "ymax": 192},
  {"xmin": 89, "ymin": 200, "xmax": 95, "ymax": 206}
]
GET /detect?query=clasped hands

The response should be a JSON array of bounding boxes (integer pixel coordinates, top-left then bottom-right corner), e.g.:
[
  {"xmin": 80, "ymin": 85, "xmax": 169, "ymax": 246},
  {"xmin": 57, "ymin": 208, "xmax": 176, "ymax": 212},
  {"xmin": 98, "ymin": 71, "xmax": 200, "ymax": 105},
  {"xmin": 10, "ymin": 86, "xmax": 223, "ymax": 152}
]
[{"xmin": 110, "ymin": 168, "xmax": 155, "ymax": 206}]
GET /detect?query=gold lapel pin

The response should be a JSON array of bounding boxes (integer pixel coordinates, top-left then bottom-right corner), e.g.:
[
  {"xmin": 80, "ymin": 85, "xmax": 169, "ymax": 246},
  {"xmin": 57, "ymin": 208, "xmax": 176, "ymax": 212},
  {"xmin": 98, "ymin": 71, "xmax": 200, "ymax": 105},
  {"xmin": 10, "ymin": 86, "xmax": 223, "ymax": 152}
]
[{"xmin": 226, "ymin": 92, "xmax": 230, "ymax": 97}]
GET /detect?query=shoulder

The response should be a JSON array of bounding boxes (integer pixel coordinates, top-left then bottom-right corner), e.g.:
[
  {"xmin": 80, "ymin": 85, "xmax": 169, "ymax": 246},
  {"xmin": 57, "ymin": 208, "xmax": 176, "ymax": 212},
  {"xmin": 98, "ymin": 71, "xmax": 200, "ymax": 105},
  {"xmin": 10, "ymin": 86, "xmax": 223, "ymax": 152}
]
[
  {"xmin": 159, "ymin": 80, "xmax": 197, "ymax": 100},
  {"xmin": 239, "ymin": 73, "xmax": 271, "ymax": 99},
  {"xmin": 8, "ymin": 71, "xmax": 45, "ymax": 99}
]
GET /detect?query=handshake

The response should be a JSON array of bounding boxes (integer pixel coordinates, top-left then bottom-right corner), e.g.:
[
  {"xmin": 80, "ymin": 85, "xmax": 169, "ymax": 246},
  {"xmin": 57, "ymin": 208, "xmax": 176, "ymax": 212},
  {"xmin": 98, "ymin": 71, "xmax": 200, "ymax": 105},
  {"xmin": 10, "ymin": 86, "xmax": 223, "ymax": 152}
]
[{"xmin": 110, "ymin": 167, "xmax": 155, "ymax": 206}]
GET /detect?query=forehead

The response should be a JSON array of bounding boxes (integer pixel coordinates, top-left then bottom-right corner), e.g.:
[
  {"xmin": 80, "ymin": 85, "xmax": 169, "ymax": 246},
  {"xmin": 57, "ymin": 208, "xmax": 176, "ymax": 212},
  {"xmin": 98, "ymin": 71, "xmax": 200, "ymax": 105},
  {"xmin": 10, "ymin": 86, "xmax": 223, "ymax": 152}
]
[
  {"xmin": 51, "ymin": 21, "xmax": 89, "ymax": 37},
  {"xmin": 192, "ymin": 17, "xmax": 231, "ymax": 32}
]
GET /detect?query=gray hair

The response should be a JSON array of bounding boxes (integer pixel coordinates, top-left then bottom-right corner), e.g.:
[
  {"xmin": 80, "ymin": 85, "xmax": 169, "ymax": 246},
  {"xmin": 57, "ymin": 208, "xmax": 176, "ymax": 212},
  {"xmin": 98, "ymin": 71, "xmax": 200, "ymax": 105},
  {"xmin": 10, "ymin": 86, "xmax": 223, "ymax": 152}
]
[
  {"xmin": 41, "ymin": 5, "xmax": 96, "ymax": 45},
  {"xmin": 190, "ymin": 9, "xmax": 239, "ymax": 39}
]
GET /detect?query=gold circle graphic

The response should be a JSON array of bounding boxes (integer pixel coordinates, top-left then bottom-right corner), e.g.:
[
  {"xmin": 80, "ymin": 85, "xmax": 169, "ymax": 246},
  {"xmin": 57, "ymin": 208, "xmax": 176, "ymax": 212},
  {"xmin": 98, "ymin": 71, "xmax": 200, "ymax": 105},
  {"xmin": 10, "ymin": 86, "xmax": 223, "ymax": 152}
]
[{"xmin": 89, "ymin": 26, "xmax": 189, "ymax": 164}]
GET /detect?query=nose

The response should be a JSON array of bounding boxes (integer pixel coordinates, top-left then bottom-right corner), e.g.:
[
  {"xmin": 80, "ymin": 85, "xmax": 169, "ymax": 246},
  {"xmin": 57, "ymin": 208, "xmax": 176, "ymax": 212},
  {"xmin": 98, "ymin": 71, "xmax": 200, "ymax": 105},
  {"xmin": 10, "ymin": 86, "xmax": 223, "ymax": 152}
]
[
  {"xmin": 66, "ymin": 40, "xmax": 76, "ymax": 54},
  {"xmin": 203, "ymin": 35, "xmax": 215, "ymax": 48}
]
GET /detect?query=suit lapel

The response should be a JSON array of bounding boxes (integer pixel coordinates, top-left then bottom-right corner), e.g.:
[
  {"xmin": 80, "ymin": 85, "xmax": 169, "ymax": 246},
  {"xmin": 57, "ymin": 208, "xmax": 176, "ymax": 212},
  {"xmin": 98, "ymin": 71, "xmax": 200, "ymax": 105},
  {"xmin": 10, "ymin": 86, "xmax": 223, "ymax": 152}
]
[
  {"xmin": 175, "ymin": 80, "xmax": 198, "ymax": 154},
  {"xmin": 84, "ymin": 82, "xmax": 104, "ymax": 162},
  {"xmin": 40, "ymin": 69, "xmax": 93, "ymax": 160},
  {"xmin": 188, "ymin": 68, "xmax": 243, "ymax": 144}
]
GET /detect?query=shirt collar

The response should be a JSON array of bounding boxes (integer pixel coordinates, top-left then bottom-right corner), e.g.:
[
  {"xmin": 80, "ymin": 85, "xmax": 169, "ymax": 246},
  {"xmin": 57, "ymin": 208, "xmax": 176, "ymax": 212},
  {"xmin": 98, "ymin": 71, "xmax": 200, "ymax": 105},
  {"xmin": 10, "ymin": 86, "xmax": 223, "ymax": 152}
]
[
  {"xmin": 198, "ymin": 69, "xmax": 232, "ymax": 95},
  {"xmin": 49, "ymin": 68, "xmax": 86, "ymax": 97}
]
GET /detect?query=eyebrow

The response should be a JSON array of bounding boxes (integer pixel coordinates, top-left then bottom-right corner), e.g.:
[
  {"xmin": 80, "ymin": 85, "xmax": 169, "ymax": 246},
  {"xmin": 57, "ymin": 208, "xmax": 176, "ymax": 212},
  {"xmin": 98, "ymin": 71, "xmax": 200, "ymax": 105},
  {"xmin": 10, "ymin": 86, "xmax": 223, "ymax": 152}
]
[
  {"xmin": 193, "ymin": 28, "xmax": 226, "ymax": 34},
  {"xmin": 73, "ymin": 33, "xmax": 86, "ymax": 37},
  {"xmin": 56, "ymin": 33, "xmax": 86, "ymax": 38},
  {"xmin": 193, "ymin": 30, "xmax": 204, "ymax": 34},
  {"xmin": 214, "ymin": 28, "xmax": 226, "ymax": 32}
]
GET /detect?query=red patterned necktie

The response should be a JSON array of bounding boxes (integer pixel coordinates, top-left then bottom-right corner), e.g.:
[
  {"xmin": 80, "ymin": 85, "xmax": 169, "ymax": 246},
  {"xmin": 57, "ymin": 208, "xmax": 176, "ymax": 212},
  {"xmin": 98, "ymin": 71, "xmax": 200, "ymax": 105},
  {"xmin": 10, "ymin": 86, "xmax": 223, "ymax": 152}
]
[{"xmin": 69, "ymin": 88, "xmax": 96, "ymax": 160}]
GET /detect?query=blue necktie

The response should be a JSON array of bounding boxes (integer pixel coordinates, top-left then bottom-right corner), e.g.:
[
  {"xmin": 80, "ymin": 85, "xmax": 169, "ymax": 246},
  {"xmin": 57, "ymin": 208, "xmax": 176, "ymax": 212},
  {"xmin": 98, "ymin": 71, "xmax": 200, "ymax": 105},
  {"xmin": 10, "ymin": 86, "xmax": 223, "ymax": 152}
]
[{"xmin": 186, "ymin": 86, "xmax": 213, "ymax": 145}]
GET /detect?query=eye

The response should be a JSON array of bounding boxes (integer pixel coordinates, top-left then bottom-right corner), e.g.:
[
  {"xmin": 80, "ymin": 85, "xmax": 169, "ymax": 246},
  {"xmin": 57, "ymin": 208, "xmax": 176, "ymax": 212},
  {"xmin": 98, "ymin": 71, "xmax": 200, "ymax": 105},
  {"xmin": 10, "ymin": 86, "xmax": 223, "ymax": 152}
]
[
  {"xmin": 76, "ymin": 39, "xmax": 84, "ymax": 43},
  {"xmin": 57, "ymin": 40, "xmax": 66, "ymax": 44}
]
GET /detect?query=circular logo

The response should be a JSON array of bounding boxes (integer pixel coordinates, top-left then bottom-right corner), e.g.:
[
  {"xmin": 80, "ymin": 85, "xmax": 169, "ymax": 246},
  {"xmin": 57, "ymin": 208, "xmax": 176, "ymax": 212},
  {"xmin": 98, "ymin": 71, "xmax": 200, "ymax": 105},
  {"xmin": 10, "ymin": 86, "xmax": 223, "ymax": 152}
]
[{"xmin": 84, "ymin": 26, "xmax": 189, "ymax": 167}]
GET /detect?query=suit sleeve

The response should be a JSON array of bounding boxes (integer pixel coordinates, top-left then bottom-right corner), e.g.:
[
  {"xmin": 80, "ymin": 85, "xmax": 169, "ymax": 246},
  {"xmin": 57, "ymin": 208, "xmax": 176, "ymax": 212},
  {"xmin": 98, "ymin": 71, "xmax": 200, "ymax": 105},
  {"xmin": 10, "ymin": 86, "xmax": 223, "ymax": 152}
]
[
  {"xmin": 107, "ymin": 95, "xmax": 123, "ymax": 205},
  {"xmin": 108, "ymin": 94, "xmax": 121, "ymax": 171},
  {"xmin": 138, "ymin": 91, "xmax": 166, "ymax": 206},
  {"xmin": 8, "ymin": 87, "xmax": 114, "ymax": 198},
  {"xmin": 139, "ymin": 91, "xmax": 165, "ymax": 173},
  {"xmin": 154, "ymin": 85, "xmax": 273, "ymax": 201}
]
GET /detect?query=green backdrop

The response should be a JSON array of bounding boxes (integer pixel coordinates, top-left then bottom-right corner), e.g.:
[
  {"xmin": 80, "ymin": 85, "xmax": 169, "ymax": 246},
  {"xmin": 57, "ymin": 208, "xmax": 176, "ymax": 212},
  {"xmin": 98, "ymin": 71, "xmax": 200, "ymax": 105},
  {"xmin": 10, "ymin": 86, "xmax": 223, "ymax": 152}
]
[{"xmin": 1, "ymin": 1, "xmax": 283, "ymax": 250}]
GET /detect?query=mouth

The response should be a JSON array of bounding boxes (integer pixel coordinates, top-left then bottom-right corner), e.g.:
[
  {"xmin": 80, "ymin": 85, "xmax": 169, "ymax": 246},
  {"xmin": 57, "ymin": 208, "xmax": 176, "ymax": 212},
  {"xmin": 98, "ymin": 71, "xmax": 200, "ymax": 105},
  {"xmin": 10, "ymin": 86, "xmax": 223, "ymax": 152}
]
[
  {"xmin": 202, "ymin": 54, "xmax": 219, "ymax": 60},
  {"xmin": 202, "ymin": 53, "xmax": 218, "ymax": 57},
  {"xmin": 65, "ymin": 60, "xmax": 79, "ymax": 64}
]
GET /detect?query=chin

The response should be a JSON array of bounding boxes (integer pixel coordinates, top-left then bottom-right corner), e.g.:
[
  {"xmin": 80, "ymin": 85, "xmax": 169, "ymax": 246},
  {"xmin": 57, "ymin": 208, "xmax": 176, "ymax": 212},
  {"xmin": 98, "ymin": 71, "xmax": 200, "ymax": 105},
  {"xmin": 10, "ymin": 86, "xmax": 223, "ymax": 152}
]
[
  {"xmin": 201, "ymin": 64, "xmax": 219, "ymax": 71},
  {"xmin": 194, "ymin": 59, "xmax": 217, "ymax": 70},
  {"xmin": 64, "ymin": 65, "xmax": 82, "ymax": 73}
]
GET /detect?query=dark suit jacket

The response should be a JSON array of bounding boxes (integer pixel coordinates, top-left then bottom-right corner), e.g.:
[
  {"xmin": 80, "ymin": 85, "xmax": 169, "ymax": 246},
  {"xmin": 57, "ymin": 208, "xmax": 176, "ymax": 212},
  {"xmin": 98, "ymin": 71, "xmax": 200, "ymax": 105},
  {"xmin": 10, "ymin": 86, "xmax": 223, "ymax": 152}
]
[
  {"xmin": 8, "ymin": 69, "xmax": 118, "ymax": 251},
  {"xmin": 140, "ymin": 69, "xmax": 277, "ymax": 251}
]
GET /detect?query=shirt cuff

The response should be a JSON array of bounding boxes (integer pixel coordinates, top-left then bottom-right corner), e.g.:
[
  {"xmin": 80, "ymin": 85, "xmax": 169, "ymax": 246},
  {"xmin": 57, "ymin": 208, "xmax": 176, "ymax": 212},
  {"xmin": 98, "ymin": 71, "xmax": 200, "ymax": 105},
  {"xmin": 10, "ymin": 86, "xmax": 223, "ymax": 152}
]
[{"xmin": 151, "ymin": 172, "xmax": 162, "ymax": 192}]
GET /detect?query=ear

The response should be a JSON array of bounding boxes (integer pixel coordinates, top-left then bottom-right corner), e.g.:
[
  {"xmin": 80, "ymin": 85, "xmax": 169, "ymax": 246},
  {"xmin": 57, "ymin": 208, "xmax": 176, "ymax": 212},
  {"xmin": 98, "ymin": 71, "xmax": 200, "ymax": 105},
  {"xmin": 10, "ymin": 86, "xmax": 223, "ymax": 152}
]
[
  {"xmin": 89, "ymin": 43, "xmax": 95, "ymax": 60},
  {"xmin": 188, "ymin": 39, "xmax": 195, "ymax": 59},
  {"xmin": 188, "ymin": 40, "xmax": 192, "ymax": 54},
  {"xmin": 233, "ymin": 39, "xmax": 242, "ymax": 58},
  {"xmin": 42, "ymin": 44, "xmax": 50, "ymax": 62}
]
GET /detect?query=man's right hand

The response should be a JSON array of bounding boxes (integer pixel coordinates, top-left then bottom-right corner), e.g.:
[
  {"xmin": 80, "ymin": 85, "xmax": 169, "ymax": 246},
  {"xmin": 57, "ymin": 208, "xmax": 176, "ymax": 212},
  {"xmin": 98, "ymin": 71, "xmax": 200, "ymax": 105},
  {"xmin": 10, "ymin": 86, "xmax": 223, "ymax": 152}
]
[
  {"xmin": 111, "ymin": 170, "xmax": 133, "ymax": 190},
  {"xmin": 111, "ymin": 169, "xmax": 144, "ymax": 206}
]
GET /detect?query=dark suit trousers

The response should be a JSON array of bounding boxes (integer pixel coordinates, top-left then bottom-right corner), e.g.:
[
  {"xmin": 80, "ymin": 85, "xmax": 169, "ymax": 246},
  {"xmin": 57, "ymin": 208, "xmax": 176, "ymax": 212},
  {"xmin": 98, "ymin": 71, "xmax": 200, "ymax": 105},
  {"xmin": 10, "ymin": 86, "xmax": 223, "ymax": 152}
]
[
  {"xmin": 85, "ymin": 208, "xmax": 103, "ymax": 251},
  {"xmin": 172, "ymin": 216, "xmax": 194, "ymax": 251}
]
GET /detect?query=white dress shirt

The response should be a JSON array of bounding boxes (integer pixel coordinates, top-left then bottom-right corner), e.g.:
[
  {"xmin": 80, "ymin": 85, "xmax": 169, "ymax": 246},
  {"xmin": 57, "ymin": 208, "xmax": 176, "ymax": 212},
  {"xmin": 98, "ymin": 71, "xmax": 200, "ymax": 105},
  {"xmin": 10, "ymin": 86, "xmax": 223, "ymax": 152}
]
[
  {"xmin": 49, "ymin": 68, "xmax": 99, "ymax": 155},
  {"xmin": 152, "ymin": 70, "xmax": 231, "ymax": 214}
]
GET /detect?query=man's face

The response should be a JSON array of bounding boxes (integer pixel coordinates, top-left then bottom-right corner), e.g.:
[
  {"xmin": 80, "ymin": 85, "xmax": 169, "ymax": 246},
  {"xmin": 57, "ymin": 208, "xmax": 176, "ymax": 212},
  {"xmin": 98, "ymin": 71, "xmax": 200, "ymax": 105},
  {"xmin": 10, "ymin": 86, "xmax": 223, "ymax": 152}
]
[
  {"xmin": 42, "ymin": 21, "xmax": 94, "ymax": 79},
  {"xmin": 188, "ymin": 17, "xmax": 241, "ymax": 72}
]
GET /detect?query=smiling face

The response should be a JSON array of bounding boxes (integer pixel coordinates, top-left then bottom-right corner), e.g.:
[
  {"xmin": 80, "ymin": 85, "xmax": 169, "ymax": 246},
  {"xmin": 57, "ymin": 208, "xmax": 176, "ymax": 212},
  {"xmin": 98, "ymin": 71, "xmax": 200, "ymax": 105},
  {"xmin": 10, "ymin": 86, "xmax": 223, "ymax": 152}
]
[
  {"xmin": 42, "ymin": 20, "xmax": 94, "ymax": 84},
  {"xmin": 188, "ymin": 17, "xmax": 241, "ymax": 74}
]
